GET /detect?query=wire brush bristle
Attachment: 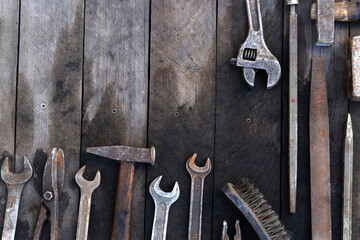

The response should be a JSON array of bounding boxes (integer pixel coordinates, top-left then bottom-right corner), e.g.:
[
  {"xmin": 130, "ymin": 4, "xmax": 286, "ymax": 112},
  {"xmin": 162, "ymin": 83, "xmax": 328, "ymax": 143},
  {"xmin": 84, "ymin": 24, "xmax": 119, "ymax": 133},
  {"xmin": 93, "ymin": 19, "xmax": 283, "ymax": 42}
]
[{"xmin": 223, "ymin": 179, "xmax": 291, "ymax": 240}]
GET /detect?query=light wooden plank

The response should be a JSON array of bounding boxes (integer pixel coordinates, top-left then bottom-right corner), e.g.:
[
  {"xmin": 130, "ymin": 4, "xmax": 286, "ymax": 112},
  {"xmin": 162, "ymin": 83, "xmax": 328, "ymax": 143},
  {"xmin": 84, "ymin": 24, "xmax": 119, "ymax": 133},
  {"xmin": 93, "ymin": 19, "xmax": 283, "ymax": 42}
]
[
  {"xmin": 0, "ymin": 0, "xmax": 19, "ymax": 235},
  {"xmin": 15, "ymin": 0, "xmax": 84, "ymax": 238},
  {"xmin": 82, "ymin": 0, "xmax": 150, "ymax": 239},
  {"xmin": 146, "ymin": 0, "xmax": 216, "ymax": 239}
]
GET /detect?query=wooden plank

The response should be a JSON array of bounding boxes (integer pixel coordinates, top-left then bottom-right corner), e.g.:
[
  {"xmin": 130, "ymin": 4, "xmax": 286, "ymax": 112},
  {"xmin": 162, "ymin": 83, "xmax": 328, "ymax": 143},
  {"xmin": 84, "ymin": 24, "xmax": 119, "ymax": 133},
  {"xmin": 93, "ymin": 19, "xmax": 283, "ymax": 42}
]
[
  {"xmin": 214, "ymin": 0, "xmax": 283, "ymax": 238},
  {"xmin": 281, "ymin": 1, "xmax": 348, "ymax": 238},
  {"xmin": 349, "ymin": 18, "xmax": 360, "ymax": 239},
  {"xmin": 82, "ymin": 0, "xmax": 149, "ymax": 239},
  {"xmin": 0, "ymin": 0, "xmax": 19, "ymax": 235},
  {"xmin": 14, "ymin": 1, "xmax": 84, "ymax": 239},
  {"xmin": 146, "ymin": 0, "xmax": 216, "ymax": 239}
]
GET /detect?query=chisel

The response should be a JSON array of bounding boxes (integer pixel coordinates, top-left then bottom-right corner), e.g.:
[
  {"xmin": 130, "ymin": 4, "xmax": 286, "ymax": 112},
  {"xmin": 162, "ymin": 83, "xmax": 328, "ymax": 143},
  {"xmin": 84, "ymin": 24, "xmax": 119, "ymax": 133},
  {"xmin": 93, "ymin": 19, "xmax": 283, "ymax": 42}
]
[
  {"xmin": 310, "ymin": 57, "xmax": 332, "ymax": 240},
  {"xmin": 343, "ymin": 114, "xmax": 353, "ymax": 240},
  {"xmin": 287, "ymin": 0, "xmax": 298, "ymax": 213}
]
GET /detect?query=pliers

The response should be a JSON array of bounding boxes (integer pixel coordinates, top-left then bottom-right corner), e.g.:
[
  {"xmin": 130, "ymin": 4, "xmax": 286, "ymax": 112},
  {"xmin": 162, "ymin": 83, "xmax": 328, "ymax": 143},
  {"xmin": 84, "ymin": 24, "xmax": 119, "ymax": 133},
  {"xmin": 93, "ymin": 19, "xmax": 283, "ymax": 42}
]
[{"xmin": 33, "ymin": 148, "xmax": 65, "ymax": 240}]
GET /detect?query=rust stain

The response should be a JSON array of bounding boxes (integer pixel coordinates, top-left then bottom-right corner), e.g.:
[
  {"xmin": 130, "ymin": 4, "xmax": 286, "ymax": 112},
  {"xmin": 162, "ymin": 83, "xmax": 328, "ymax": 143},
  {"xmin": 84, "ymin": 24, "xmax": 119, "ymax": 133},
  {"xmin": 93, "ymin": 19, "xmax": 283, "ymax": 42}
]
[
  {"xmin": 319, "ymin": 129, "xmax": 329, "ymax": 138},
  {"xmin": 291, "ymin": 98, "xmax": 295, "ymax": 103},
  {"xmin": 312, "ymin": 145, "xmax": 317, "ymax": 150}
]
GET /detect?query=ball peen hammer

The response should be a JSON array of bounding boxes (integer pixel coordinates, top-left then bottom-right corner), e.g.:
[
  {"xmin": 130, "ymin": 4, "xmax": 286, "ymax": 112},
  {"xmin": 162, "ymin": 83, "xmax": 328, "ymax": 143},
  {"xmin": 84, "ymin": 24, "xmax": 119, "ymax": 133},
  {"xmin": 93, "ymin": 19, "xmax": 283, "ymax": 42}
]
[{"xmin": 87, "ymin": 145, "xmax": 155, "ymax": 240}]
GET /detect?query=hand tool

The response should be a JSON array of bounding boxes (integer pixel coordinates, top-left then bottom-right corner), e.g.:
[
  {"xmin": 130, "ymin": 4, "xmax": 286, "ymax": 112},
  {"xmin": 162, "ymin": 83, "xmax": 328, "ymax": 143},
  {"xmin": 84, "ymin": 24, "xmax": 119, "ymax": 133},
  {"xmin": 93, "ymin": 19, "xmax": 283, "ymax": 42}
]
[
  {"xmin": 221, "ymin": 220, "xmax": 242, "ymax": 240},
  {"xmin": 75, "ymin": 166, "xmax": 101, "ymax": 240},
  {"xmin": 149, "ymin": 176, "xmax": 179, "ymax": 240},
  {"xmin": 223, "ymin": 180, "xmax": 290, "ymax": 240},
  {"xmin": 310, "ymin": 57, "xmax": 332, "ymax": 239},
  {"xmin": 230, "ymin": 0, "xmax": 281, "ymax": 89},
  {"xmin": 343, "ymin": 114, "xmax": 353, "ymax": 240},
  {"xmin": 86, "ymin": 145, "xmax": 155, "ymax": 240},
  {"xmin": 311, "ymin": 1, "xmax": 360, "ymax": 22},
  {"xmin": 33, "ymin": 148, "xmax": 65, "ymax": 240},
  {"xmin": 311, "ymin": 0, "xmax": 360, "ymax": 46},
  {"xmin": 287, "ymin": 0, "xmax": 298, "ymax": 214},
  {"xmin": 346, "ymin": 35, "xmax": 360, "ymax": 100},
  {"xmin": 186, "ymin": 154, "xmax": 211, "ymax": 240},
  {"xmin": 1, "ymin": 157, "xmax": 33, "ymax": 240}
]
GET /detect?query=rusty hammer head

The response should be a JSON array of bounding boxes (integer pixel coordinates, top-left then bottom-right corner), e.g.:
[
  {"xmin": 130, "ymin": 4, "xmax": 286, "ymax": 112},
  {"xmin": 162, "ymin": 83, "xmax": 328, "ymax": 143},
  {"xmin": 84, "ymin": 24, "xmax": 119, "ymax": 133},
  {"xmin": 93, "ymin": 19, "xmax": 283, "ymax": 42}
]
[
  {"xmin": 86, "ymin": 145, "xmax": 155, "ymax": 165},
  {"xmin": 310, "ymin": 0, "xmax": 335, "ymax": 46}
]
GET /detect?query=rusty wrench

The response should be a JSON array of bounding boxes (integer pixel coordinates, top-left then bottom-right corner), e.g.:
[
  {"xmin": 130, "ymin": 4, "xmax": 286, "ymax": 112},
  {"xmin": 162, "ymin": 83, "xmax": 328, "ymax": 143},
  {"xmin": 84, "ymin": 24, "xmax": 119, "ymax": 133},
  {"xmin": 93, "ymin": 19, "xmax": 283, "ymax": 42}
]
[
  {"xmin": 221, "ymin": 220, "xmax": 242, "ymax": 240},
  {"xmin": 1, "ymin": 157, "xmax": 33, "ymax": 240},
  {"xmin": 149, "ymin": 176, "xmax": 180, "ymax": 240},
  {"xmin": 186, "ymin": 154, "xmax": 211, "ymax": 240},
  {"xmin": 75, "ymin": 166, "xmax": 101, "ymax": 240},
  {"xmin": 230, "ymin": 0, "xmax": 281, "ymax": 89}
]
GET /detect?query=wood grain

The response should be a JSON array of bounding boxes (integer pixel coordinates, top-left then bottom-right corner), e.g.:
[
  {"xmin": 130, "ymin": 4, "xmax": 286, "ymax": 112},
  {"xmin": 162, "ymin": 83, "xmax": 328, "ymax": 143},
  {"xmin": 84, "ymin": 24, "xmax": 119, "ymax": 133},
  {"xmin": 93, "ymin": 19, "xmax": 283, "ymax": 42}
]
[
  {"xmin": 0, "ymin": 0, "xmax": 19, "ymax": 235},
  {"xmin": 14, "ymin": 1, "xmax": 84, "ymax": 239},
  {"xmin": 82, "ymin": 0, "xmax": 150, "ymax": 239},
  {"xmin": 214, "ymin": 0, "xmax": 283, "ymax": 239},
  {"xmin": 146, "ymin": 0, "xmax": 216, "ymax": 239}
]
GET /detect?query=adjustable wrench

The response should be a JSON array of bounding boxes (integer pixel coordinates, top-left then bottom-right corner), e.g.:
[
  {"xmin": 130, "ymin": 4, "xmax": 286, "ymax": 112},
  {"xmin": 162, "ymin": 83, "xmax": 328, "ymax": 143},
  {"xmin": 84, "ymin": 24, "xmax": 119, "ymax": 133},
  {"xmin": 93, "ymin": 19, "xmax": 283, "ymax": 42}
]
[
  {"xmin": 149, "ymin": 176, "xmax": 180, "ymax": 240},
  {"xmin": 186, "ymin": 154, "xmax": 211, "ymax": 240},
  {"xmin": 230, "ymin": 0, "xmax": 281, "ymax": 89},
  {"xmin": 1, "ymin": 157, "xmax": 33, "ymax": 240},
  {"xmin": 75, "ymin": 166, "xmax": 101, "ymax": 240}
]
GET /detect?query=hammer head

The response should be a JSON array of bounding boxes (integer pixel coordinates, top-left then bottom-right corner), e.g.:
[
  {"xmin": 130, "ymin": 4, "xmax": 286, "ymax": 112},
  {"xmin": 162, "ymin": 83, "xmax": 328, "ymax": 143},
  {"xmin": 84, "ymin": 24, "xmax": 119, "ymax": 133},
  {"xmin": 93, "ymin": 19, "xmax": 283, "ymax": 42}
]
[
  {"xmin": 347, "ymin": 35, "xmax": 360, "ymax": 100},
  {"xmin": 312, "ymin": 1, "xmax": 334, "ymax": 46},
  {"xmin": 86, "ymin": 145, "xmax": 155, "ymax": 165}
]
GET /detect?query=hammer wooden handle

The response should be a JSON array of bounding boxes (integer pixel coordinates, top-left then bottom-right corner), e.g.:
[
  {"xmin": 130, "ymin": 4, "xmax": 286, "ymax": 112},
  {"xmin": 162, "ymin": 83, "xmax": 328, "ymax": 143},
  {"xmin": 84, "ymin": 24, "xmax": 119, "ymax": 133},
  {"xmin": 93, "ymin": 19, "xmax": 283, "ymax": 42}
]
[{"xmin": 311, "ymin": 2, "xmax": 360, "ymax": 22}]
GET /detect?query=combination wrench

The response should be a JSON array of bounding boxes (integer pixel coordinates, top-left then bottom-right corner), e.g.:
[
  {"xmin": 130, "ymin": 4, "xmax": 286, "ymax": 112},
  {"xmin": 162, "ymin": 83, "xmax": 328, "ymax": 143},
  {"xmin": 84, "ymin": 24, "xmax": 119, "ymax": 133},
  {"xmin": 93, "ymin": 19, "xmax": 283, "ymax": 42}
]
[
  {"xmin": 230, "ymin": 0, "xmax": 281, "ymax": 89},
  {"xmin": 75, "ymin": 166, "xmax": 101, "ymax": 240},
  {"xmin": 1, "ymin": 157, "xmax": 33, "ymax": 240},
  {"xmin": 149, "ymin": 176, "xmax": 180, "ymax": 240},
  {"xmin": 186, "ymin": 154, "xmax": 211, "ymax": 240}
]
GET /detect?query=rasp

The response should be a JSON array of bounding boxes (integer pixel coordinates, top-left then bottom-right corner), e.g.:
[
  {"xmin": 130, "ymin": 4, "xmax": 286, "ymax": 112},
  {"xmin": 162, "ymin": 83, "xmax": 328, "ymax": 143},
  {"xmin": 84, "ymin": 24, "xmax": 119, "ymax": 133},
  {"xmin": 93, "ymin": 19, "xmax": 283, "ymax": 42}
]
[
  {"xmin": 343, "ymin": 114, "xmax": 353, "ymax": 240},
  {"xmin": 287, "ymin": 0, "xmax": 298, "ymax": 214},
  {"xmin": 309, "ymin": 57, "xmax": 332, "ymax": 240}
]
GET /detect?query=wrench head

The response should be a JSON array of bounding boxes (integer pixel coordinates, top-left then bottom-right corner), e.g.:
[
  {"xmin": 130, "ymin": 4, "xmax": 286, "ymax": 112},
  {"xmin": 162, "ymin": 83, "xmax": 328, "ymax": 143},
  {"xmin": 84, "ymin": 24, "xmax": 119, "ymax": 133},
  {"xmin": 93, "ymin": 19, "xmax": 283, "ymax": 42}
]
[
  {"xmin": 75, "ymin": 165, "xmax": 101, "ymax": 193},
  {"xmin": 149, "ymin": 176, "xmax": 180, "ymax": 206},
  {"xmin": 186, "ymin": 154, "xmax": 211, "ymax": 177},
  {"xmin": 1, "ymin": 157, "xmax": 33, "ymax": 185}
]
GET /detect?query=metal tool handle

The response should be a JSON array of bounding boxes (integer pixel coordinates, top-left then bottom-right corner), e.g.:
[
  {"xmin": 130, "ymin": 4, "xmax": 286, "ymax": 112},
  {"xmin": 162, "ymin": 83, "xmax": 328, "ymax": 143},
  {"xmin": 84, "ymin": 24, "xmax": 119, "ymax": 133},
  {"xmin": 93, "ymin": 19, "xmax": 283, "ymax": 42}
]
[
  {"xmin": 151, "ymin": 203, "xmax": 170, "ymax": 240},
  {"xmin": 246, "ymin": 0, "xmax": 263, "ymax": 33},
  {"xmin": 76, "ymin": 191, "xmax": 93, "ymax": 240},
  {"xmin": 188, "ymin": 176, "xmax": 205, "ymax": 240},
  {"xmin": 33, "ymin": 204, "xmax": 48, "ymax": 240},
  {"xmin": 1, "ymin": 184, "xmax": 25, "ymax": 240}
]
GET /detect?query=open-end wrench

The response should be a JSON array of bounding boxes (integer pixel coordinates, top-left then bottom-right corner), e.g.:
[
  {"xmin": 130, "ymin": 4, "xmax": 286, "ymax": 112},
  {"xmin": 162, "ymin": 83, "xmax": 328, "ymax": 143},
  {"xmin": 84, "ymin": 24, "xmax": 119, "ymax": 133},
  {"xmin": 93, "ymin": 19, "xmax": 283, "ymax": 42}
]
[
  {"xmin": 1, "ymin": 157, "xmax": 33, "ymax": 240},
  {"xmin": 75, "ymin": 166, "xmax": 101, "ymax": 240},
  {"xmin": 186, "ymin": 154, "xmax": 211, "ymax": 240},
  {"xmin": 149, "ymin": 176, "xmax": 180, "ymax": 240},
  {"xmin": 230, "ymin": 0, "xmax": 281, "ymax": 89}
]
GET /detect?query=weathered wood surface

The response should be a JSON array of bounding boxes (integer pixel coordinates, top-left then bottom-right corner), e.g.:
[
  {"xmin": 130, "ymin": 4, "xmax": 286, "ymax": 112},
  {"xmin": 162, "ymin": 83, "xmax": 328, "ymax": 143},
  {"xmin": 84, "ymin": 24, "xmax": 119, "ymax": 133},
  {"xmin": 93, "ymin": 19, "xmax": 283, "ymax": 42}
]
[
  {"xmin": 14, "ymin": 0, "xmax": 84, "ymax": 239},
  {"xmin": 0, "ymin": 0, "xmax": 356, "ymax": 239},
  {"xmin": 82, "ymin": 0, "xmax": 149, "ymax": 239},
  {"xmin": 146, "ymin": 0, "xmax": 216, "ymax": 239},
  {"xmin": 215, "ymin": 0, "xmax": 283, "ymax": 238},
  {"xmin": 0, "ymin": 0, "xmax": 19, "ymax": 234}
]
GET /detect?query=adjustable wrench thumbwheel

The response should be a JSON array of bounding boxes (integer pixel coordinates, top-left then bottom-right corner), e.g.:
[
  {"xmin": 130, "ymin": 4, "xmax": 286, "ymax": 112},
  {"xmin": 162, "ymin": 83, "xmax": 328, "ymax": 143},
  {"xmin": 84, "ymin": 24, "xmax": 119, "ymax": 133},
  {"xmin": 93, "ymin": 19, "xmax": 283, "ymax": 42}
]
[
  {"xmin": 1, "ymin": 157, "xmax": 33, "ymax": 240},
  {"xmin": 149, "ymin": 176, "xmax": 180, "ymax": 240},
  {"xmin": 75, "ymin": 166, "xmax": 101, "ymax": 240},
  {"xmin": 186, "ymin": 154, "xmax": 211, "ymax": 240}
]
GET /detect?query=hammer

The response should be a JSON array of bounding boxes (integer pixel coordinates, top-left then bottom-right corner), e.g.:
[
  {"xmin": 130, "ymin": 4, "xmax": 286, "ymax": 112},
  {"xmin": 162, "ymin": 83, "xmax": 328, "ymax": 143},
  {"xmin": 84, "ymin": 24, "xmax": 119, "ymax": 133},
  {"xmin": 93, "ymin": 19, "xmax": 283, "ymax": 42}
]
[
  {"xmin": 87, "ymin": 145, "xmax": 155, "ymax": 240},
  {"xmin": 311, "ymin": 0, "xmax": 360, "ymax": 46}
]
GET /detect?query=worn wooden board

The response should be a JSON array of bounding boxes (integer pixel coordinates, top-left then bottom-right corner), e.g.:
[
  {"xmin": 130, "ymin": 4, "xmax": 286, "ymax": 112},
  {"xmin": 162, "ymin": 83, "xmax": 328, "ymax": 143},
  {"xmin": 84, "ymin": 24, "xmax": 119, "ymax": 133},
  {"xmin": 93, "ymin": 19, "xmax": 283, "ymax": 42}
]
[
  {"xmin": 14, "ymin": 1, "xmax": 84, "ymax": 239},
  {"xmin": 0, "ymin": 0, "xmax": 19, "ymax": 235},
  {"xmin": 281, "ymin": 1, "xmax": 349, "ymax": 239},
  {"xmin": 214, "ymin": 0, "xmax": 283, "ymax": 239},
  {"xmin": 82, "ymin": 0, "xmax": 150, "ymax": 239},
  {"xmin": 146, "ymin": 0, "xmax": 216, "ymax": 239}
]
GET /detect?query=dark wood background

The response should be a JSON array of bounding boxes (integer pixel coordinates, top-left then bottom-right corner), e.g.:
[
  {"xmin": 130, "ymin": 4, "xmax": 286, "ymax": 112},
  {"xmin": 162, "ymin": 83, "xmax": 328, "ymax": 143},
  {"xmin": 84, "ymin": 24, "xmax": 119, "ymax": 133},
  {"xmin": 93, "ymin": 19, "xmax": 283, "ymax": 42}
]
[{"xmin": 0, "ymin": 0, "xmax": 357, "ymax": 239}]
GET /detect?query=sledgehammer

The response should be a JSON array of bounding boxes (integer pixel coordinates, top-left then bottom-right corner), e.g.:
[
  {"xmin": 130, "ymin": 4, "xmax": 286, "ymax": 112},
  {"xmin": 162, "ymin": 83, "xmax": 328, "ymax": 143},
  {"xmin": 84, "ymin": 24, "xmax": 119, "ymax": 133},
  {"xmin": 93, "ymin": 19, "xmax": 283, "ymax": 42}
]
[{"xmin": 87, "ymin": 145, "xmax": 155, "ymax": 240}]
